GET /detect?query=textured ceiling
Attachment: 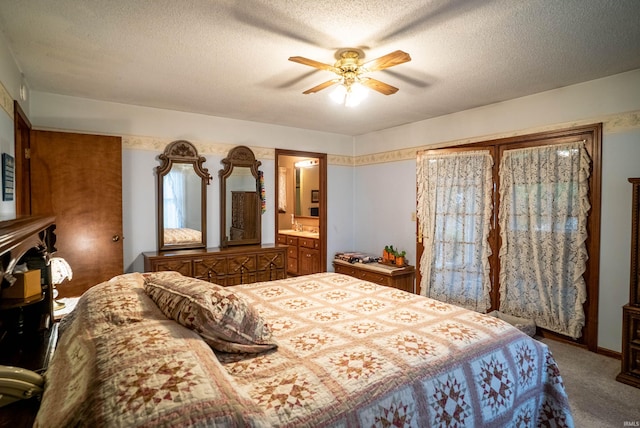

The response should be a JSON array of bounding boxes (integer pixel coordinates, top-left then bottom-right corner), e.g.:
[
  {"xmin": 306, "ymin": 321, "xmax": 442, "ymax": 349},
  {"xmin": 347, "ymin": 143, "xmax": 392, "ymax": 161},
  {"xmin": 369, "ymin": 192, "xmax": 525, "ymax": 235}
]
[{"xmin": 1, "ymin": 0, "xmax": 640, "ymax": 136}]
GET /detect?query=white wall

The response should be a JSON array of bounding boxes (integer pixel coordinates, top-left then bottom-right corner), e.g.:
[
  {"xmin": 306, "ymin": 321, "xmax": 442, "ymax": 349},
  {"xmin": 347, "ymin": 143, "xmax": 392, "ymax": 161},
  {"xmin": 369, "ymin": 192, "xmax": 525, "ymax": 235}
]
[
  {"xmin": 355, "ymin": 69, "xmax": 640, "ymax": 155},
  {"xmin": 0, "ymin": 30, "xmax": 24, "ymax": 218},
  {"xmin": 353, "ymin": 159, "xmax": 416, "ymax": 270},
  {"xmin": 0, "ymin": 112, "xmax": 14, "ymax": 218},
  {"xmin": 353, "ymin": 70, "xmax": 640, "ymax": 352},
  {"xmin": 327, "ymin": 164, "xmax": 356, "ymax": 264},
  {"xmin": 599, "ymin": 130, "xmax": 640, "ymax": 350}
]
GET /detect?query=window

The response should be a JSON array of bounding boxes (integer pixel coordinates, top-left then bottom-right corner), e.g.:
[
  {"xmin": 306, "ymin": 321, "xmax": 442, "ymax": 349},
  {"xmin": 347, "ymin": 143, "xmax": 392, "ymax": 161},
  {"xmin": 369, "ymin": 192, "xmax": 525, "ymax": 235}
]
[
  {"xmin": 417, "ymin": 150, "xmax": 493, "ymax": 312},
  {"xmin": 498, "ymin": 142, "xmax": 590, "ymax": 339},
  {"xmin": 416, "ymin": 124, "xmax": 602, "ymax": 349}
]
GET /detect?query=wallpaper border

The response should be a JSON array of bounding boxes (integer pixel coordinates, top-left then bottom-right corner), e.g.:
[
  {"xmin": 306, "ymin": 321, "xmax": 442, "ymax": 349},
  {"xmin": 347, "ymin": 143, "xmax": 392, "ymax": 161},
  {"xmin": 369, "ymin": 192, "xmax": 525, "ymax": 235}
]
[
  {"xmin": 353, "ymin": 109, "xmax": 640, "ymax": 166},
  {"xmin": 0, "ymin": 81, "xmax": 13, "ymax": 120},
  {"xmin": 122, "ymin": 135, "xmax": 354, "ymax": 167},
  {"xmin": 117, "ymin": 109, "xmax": 640, "ymax": 167}
]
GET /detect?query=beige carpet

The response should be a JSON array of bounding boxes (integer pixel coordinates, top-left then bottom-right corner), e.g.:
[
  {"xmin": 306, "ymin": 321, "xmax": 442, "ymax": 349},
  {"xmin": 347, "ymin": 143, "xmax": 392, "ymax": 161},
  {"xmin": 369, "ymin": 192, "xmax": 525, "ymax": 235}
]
[{"xmin": 540, "ymin": 338, "xmax": 640, "ymax": 427}]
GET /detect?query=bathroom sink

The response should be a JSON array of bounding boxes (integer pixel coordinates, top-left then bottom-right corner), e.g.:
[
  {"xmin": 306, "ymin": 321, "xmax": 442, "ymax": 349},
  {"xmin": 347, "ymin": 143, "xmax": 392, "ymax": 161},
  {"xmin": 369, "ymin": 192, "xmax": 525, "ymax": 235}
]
[{"xmin": 278, "ymin": 229, "xmax": 320, "ymax": 239}]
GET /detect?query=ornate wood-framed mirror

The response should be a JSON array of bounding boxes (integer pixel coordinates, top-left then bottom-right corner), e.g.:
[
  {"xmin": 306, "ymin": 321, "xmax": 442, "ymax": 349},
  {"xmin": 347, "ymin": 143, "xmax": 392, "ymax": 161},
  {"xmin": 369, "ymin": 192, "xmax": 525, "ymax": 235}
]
[
  {"xmin": 219, "ymin": 146, "xmax": 262, "ymax": 247},
  {"xmin": 156, "ymin": 140, "xmax": 211, "ymax": 251}
]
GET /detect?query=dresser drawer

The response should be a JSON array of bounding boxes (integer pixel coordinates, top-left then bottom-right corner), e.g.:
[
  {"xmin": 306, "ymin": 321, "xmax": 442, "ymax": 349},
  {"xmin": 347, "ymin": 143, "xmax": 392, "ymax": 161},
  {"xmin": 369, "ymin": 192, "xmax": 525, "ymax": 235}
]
[
  {"xmin": 227, "ymin": 254, "xmax": 257, "ymax": 275},
  {"xmin": 334, "ymin": 262, "xmax": 390, "ymax": 286},
  {"xmin": 277, "ymin": 234, "xmax": 287, "ymax": 245},
  {"xmin": 334, "ymin": 263, "xmax": 356, "ymax": 277},
  {"xmin": 193, "ymin": 256, "xmax": 227, "ymax": 283},
  {"xmin": 257, "ymin": 250, "xmax": 286, "ymax": 270},
  {"xmin": 358, "ymin": 269, "xmax": 393, "ymax": 287},
  {"xmin": 287, "ymin": 257, "xmax": 298, "ymax": 275},
  {"xmin": 629, "ymin": 344, "xmax": 640, "ymax": 377},
  {"xmin": 299, "ymin": 237, "xmax": 319, "ymax": 249},
  {"xmin": 627, "ymin": 306, "xmax": 640, "ymax": 346},
  {"xmin": 225, "ymin": 272, "xmax": 257, "ymax": 286},
  {"xmin": 148, "ymin": 258, "xmax": 193, "ymax": 276},
  {"xmin": 286, "ymin": 236, "xmax": 298, "ymax": 246},
  {"xmin": 287, "ymin": 246, "xmax": 298, "ymax": 260}
]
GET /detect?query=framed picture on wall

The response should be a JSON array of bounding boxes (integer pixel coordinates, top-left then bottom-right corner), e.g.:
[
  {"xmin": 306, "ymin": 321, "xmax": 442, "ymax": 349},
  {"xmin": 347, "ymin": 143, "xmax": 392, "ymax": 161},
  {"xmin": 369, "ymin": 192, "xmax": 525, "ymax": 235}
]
[
  {"xmin": 2, "ymin": 153, "xmax": 14, "ymax": 201},
  {"xmin": 311, "ymin": 189, "xmax": 319, "ymax": 203}
]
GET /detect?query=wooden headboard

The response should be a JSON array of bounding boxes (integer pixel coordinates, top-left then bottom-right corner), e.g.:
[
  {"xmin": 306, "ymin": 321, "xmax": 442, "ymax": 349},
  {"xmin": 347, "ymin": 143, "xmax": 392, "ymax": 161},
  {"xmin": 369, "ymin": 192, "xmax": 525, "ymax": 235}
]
[{"xmin": 0, "ymin": 216, "xmax": 56, "ymax": 337}]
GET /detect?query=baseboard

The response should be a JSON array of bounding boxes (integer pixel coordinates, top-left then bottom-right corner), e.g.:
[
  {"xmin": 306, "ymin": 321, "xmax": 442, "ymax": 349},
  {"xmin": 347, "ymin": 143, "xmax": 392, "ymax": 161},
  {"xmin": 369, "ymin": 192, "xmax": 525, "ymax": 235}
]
[
  {"xmin": 537, "ymin": 329, "xmax": 622, "ymax": 360},
  {"xmin": 597, "ymin": 346, "xmax": 621, "ymax": 360}
]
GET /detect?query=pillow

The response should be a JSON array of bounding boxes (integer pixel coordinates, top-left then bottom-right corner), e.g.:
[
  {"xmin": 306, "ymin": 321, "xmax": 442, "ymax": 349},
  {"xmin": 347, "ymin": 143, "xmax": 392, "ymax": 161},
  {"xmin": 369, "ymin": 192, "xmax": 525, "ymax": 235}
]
[{"xmin": 143, "ymin": 272, "xmax": 277, "ymax": 353}]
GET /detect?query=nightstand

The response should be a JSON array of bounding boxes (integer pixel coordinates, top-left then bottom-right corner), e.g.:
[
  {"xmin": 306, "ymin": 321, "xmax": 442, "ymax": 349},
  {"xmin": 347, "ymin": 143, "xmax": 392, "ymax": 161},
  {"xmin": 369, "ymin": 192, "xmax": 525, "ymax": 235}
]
[{"xmin": 0, "ymin": 323, "xmax": 58, "ymax": 427}]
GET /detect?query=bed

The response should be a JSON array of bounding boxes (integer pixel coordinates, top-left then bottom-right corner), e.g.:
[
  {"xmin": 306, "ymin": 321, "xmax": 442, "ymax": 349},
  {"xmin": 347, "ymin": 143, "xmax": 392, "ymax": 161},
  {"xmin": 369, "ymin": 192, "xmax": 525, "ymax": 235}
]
[{"xmin": 34, "ymin": 271, "xmax": 574, "ymax": 427}]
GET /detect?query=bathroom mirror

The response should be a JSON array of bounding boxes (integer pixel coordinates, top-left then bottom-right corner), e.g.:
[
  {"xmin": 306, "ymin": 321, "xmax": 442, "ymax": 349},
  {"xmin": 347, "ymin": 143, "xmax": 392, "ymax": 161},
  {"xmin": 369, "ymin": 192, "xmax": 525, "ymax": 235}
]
[
  {"xmin": 156, "ymin": 140, "xmax": 211, "ymax": 251},
  {"xmin": 294, "ymin": 159, "xmax": 320, "ymax": 217},
  {"xmin": 275, "ymin": 149, "xmax": 327, "ymax": 272},
  {"xmin": 219, "ymin": 145, "xmax": 262, "ymax": 247}
]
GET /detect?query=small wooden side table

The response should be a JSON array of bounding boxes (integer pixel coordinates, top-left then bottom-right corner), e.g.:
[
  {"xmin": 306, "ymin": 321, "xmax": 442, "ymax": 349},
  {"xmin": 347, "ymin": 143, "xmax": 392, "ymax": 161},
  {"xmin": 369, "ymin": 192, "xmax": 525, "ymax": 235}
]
[{"xmin": 333, "ymin": 259, "xmax": 415, "ymax": 293}]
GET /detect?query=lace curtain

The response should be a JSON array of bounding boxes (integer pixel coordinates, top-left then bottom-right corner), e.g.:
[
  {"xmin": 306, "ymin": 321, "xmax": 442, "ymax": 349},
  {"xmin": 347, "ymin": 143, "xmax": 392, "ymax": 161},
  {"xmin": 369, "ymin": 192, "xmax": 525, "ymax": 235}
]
[
  {"xmin": 278, "ymin": 167, "xmax": 287, "ymax": 213},
  {"xmin": 498, "ymin": 141, "xmax": 590, "ymax": 339},
  {"xmin": 416, "ymin": 150, "xmax": 493, "ymax": 311},
  {"xmin": 164, "ymin": 169, "xmax": 185, "ymax": 228}
]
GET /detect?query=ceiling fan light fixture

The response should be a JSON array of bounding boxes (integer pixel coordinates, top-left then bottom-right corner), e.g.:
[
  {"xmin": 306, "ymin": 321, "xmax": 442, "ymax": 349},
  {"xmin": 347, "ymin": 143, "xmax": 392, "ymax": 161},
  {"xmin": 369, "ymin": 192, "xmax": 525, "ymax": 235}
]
[
  {"xmin": 290, "ymin": 49, "xmax": 410, "ymax": 101},
  {"xmin": 329, "ymin": 83, "xmax": 347, "ymax": 104},
  {"xmin": 330, "ymin": 81, "xmax": 368, "ymax": 107}
]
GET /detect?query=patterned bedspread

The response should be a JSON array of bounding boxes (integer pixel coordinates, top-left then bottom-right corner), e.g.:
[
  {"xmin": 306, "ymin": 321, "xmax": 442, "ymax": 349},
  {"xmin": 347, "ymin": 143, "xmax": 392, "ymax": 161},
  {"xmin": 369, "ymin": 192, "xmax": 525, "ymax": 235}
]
[{"xmin": 35, "ymin": 272, "xmax": 573, "ymax": 427}]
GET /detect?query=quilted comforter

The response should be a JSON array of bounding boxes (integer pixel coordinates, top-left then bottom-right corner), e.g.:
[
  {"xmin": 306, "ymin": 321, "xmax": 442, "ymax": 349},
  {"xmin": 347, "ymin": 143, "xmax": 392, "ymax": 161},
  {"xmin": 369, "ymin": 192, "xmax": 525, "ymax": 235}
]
[{"xmin": 35, "ymin": 272, "xmax": 574, "ymax": 427}]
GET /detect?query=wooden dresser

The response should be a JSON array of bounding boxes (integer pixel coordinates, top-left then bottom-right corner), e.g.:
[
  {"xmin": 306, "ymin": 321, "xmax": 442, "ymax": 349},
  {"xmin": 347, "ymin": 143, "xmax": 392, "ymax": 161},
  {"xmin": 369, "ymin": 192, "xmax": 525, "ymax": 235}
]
[
  {"xmin": 333, "ymin": 259, "xmax": 415, "ymax": 293},
  {"xmin": 143, "ymin": 244, "xmax": 287, "ymax": 286},
  {"xmin": 617, "ymin": 177, "xmax": 640, "ymax": 389}
]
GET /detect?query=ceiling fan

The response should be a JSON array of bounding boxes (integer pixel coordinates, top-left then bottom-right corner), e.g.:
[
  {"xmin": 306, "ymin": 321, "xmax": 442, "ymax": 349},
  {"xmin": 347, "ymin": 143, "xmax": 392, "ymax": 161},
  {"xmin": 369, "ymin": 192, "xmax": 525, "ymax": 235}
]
[{"xmin": 288, "ymin": 49, "xmax": 411, "ymax": 105}]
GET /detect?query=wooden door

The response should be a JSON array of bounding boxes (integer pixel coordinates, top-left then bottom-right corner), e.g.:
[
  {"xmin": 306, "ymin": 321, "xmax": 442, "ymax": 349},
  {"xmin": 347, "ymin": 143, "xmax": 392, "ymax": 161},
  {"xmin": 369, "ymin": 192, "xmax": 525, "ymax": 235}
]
[
  {"xmin": 13, "ymin": 101, "xmax": 31, "ymax": 216},
  {"xmin": 30, "ymin": 130, "xmax": 123, "ymax": 297}
]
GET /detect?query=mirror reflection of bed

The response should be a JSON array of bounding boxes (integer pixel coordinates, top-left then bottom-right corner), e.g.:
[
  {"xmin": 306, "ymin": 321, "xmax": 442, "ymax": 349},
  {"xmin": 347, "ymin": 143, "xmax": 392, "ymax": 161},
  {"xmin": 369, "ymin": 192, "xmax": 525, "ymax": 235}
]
[
  {"xmin": 156, "ymin": 140, "xmax": 211, "ymax": 251},
  {"xmin": 163, "ymin": 163, "xmax": 203, "ymax": 245}
]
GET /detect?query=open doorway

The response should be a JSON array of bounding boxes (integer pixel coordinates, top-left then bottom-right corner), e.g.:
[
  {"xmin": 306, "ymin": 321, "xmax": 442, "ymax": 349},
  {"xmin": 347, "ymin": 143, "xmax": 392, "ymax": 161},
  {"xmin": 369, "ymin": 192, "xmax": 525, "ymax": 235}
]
[{"xmin": 275, "ymin": 149, "xmax": 327, "ymax": 275}]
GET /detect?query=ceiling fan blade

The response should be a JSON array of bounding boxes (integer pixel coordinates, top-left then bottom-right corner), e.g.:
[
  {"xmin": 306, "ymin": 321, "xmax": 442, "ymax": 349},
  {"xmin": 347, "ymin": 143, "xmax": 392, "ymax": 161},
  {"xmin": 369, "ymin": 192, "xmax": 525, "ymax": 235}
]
[
  {"xmin": 289, "ymin": 56, "xmax": 340, "ymax": 73},
  {"xmin": 361, "ymin": 50, "xmax": 411, "ymax": 72},
  {"xmin": 302, "ymin": 80, "xmax": 338, "ymax": 94},
  {"xmin": 361, "ymin": 78, "xmax": 399, "ymax": 95}
]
